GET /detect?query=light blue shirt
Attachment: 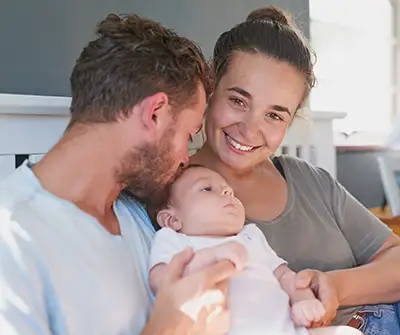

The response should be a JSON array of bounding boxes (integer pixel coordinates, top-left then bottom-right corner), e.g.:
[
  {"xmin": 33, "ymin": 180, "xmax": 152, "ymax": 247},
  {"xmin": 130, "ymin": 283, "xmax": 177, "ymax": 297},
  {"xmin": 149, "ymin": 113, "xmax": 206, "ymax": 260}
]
[{"xmin": 0, "ymin": 164, "xmax": 156, "ymax": 334}]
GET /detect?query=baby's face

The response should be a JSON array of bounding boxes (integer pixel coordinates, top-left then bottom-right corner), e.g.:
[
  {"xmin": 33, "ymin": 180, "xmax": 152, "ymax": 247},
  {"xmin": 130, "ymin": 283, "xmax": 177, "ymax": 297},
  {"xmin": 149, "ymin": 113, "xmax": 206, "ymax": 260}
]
[{"xmin": 170, "ymin": 166, "xmax": 245, "ymax": 236}]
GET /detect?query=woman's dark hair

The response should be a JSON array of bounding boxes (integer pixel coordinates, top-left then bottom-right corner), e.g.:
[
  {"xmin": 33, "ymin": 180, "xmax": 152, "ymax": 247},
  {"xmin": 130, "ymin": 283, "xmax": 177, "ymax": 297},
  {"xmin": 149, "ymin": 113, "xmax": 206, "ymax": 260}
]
[{"xmin": 212, "ymin": 5, "xmax": 315, "ymax": 109}]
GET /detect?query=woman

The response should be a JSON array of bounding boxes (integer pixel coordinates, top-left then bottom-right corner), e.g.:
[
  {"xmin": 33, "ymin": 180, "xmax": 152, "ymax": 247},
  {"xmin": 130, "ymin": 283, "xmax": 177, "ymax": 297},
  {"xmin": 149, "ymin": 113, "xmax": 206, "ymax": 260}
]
[{"xmin": 191, "ymin": 5, "xmax": 400, "ymax": 334}]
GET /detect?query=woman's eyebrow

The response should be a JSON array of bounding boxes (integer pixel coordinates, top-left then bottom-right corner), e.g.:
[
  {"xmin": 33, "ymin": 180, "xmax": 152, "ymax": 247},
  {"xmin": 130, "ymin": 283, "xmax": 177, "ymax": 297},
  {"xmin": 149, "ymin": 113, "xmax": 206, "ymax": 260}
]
[
  {"xmin": 228, "ymin": 86, "xmax": 291, "ymax": 115},
  {"xmin": 271, "ymin": 105, "xmax": 291, "ymax": 115},
  {"xmin": 227, "ymin": 86, "xmax": 252, "ymax": 100}
]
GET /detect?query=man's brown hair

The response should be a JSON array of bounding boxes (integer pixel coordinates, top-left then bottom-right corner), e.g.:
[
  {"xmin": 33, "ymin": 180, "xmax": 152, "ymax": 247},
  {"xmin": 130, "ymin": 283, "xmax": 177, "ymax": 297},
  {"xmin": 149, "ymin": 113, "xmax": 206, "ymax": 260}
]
[{"xmin": 68, "ymin": 14, "xmax": 211, "ymax": 128}]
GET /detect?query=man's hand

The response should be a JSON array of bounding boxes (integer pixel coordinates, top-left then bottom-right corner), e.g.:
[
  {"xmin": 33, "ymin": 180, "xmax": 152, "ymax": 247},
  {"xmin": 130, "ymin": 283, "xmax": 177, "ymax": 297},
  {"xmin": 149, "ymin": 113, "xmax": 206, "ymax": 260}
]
[
  {"xmin": 143, "ymin": 248, "xmax": 236, "ymax": 335},
  {"xmin": 295, "ymin": 269, "xmax": 339, "ymax": 327},
  {"xmin": 183, "ymin": 241, "xmax": 248, "ymax": 276},
  {"xmin": 291, "ymin": 299, "xmax": 326, "ymax": 328},
  {"xmin": 213, "ymin": 241, "xmax": 248, "ymax": 271}
]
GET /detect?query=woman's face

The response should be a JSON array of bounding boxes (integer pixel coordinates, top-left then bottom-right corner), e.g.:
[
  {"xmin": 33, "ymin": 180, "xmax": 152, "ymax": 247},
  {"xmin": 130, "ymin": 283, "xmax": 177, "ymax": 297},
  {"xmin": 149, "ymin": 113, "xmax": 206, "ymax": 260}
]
[{"xmin": 205, "ymin": 52, "xmax": 305, "ymax": 171}]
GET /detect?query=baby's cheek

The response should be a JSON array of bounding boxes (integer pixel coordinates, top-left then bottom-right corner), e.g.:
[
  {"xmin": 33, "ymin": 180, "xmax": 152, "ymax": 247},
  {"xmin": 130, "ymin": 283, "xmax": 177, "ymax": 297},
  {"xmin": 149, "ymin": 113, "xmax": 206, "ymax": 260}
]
[
  {"xmin": 186, "ymin": 211, "xmax": 209, "ymax": 234},
  {"xmin": 180, "ymin": 209, "xmax": 199, "ymax": 230}
]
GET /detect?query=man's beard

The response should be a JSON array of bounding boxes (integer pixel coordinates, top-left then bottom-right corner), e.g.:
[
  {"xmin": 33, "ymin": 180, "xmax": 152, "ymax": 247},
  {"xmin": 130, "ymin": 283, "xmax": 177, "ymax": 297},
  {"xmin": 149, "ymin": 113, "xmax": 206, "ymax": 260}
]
[{"xmin": 116, "ymin": 128, "xmax": 182, "ymax": 203}]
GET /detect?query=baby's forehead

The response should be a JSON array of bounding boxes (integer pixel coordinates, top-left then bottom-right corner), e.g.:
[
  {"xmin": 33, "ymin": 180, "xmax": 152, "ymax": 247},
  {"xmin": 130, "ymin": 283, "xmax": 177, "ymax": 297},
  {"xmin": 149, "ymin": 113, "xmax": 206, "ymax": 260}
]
[{"xmin": 172, "ymin": 167, "xmax": 217, "ymax": 192}]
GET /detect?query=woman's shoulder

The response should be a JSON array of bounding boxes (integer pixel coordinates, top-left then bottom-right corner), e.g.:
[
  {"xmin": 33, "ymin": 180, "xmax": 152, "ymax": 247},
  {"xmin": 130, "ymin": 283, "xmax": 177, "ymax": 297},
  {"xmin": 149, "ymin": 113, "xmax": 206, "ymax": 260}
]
[{"xmin": 275, "ymin": 155, "xmax": 334, "ymax": 185}]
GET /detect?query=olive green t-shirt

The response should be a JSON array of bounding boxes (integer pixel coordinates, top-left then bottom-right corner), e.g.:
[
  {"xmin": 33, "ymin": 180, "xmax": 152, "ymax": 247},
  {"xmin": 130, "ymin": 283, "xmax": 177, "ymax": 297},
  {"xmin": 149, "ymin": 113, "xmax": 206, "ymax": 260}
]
[{"xmin": 248, "ymin": 155, "xmax": 392, "ymax": 325}]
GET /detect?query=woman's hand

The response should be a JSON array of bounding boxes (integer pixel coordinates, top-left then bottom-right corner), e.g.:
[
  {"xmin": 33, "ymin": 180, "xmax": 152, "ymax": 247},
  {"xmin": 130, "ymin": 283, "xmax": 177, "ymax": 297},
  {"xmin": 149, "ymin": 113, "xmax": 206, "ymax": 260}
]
[{"xmin": 295, "ymin": 269, "xmax": 340, "ymax": 327}]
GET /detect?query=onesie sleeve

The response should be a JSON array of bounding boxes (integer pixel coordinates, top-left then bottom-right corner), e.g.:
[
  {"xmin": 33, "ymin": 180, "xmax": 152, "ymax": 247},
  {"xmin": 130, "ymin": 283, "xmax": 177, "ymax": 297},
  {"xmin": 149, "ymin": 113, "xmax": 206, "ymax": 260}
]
[
  {"xmin": 243, "ymin": 224, "xmax": 287, "ymax": 271},
  {"xmin": 149, "ymin": 228, "xmax": 189, "ymax": 270}
]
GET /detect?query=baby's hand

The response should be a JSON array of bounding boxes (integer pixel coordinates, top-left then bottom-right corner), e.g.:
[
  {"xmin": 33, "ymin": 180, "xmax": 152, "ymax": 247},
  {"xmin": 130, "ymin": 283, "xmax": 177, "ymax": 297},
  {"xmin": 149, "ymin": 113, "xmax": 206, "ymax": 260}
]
[
  {"xmin": 214, "ymin": 241, "xmax": 248, "ymax": 271},
  {"xmin": 291, "ymin": 299, "xmax": 326, "ymax": 328}
]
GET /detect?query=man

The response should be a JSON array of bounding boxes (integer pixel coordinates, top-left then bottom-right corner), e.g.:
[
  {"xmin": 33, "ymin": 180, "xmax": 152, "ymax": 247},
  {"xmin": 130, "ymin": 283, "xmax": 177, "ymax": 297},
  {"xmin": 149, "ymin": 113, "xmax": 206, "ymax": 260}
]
[{"xmin": 0, "ymin": 14, "xmax": 235, "ymax": 334}]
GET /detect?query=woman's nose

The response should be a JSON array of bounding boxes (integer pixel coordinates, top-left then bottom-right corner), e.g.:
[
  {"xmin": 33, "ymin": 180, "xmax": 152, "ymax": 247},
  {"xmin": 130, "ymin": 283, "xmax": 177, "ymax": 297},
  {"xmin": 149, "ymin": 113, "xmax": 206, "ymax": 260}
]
[{"xmin": 238, "ymin": 113, "xmax": 260, "ymax": 139}]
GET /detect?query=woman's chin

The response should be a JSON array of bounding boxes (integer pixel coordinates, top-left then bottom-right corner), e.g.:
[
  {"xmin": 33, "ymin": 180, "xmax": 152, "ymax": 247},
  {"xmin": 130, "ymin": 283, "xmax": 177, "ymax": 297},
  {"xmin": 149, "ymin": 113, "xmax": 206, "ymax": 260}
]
[{"xmin": 219, "ymin": 149, "xmax": 256, "ymax": 171}]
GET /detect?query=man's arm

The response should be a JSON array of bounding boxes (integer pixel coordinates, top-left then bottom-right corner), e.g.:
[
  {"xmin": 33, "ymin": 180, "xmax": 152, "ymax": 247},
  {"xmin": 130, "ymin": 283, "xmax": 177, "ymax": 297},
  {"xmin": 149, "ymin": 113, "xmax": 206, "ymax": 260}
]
[
  {"xmin": 149, "ymin": 241, "xmax": 247, "ymax": 294},
  {"xmin": 144, "ymin": 248, "xmax": 236, "ymax": 335}
]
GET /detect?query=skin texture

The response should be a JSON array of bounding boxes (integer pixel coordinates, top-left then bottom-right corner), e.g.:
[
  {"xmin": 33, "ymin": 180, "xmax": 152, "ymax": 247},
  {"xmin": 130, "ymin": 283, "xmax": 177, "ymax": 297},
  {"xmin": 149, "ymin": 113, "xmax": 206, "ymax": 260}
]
[
  {"xmin": 150, "ymin": 166, "xmax": 330, "ymax": 329},
  {"xmin": 192, "ymin": 51, "xmax": 400, "ymax": 327},
  {"xmin": 32, "ymin": 84, "xmax": 238, "ymax": 335}
]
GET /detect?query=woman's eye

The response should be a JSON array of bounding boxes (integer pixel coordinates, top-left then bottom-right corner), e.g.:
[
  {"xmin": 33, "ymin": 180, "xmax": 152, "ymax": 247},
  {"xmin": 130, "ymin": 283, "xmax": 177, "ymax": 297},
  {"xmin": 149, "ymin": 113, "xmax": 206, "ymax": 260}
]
[
  {"xmin": 201, "ymin": 186, "xmax": 212, "ymax": 192},
  {"xmin": 230, "ymin": 97, "xmax": 246, "ymax": 108},
  {"xmin": 266, "ymin": 112, "xmax": 283, "ymax": 121}
]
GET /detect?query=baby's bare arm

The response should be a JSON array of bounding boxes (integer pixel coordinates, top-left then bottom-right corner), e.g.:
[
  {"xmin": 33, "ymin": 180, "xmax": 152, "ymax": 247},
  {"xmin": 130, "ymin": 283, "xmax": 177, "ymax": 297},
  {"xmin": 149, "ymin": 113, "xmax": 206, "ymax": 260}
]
[
  {"xmin": 274, "ymin": 264, "xmax": 317, "ymax": 304},
  {"xmin": 275, "ymin": 264, "xmax": 326, "ymax": 327},
  {"xmin": 149, "ymin": 263, "xmax": 168, "ymax": 294}
]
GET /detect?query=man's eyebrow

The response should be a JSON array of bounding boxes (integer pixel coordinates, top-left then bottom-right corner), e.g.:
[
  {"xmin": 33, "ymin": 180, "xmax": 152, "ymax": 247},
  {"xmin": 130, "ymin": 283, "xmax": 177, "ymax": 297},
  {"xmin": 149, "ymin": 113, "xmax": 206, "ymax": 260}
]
[{"xmin": 227, "ymin": 86, "xmax": 252, "ymax": 100}]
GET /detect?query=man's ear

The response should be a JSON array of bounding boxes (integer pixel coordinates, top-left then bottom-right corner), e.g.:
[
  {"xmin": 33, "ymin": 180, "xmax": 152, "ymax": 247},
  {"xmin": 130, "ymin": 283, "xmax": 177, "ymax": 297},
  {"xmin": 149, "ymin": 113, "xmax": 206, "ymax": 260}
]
[
  {"xmin": 140, "ymin": 92, "xmax": 171, "ymax": 134},
  {"xmin": 156, "ymin": 207, "xmax": 182, "ymax": 231}
]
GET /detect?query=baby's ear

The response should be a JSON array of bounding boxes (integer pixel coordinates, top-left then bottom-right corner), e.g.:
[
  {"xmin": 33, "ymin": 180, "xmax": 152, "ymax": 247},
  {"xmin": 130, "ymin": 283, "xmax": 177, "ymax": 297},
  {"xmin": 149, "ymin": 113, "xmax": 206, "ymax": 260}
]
[{"xmin": 156, "ymin": 207, "xmax": 182, "ymax": 231}]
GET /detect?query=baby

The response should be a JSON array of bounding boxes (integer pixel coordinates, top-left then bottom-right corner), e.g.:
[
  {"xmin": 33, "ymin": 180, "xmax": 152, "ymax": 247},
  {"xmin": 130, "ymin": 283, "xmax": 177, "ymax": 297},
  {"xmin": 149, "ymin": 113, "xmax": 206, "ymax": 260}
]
[{"xmin": 148, "ymin": 165, "xmax": 362, "ymax": 335}]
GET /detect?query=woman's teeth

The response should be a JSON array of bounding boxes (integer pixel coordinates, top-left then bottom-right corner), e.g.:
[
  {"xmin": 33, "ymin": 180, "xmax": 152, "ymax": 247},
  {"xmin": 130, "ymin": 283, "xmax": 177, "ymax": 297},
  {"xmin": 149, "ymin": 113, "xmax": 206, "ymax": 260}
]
[{"xmin": 226, "ymin": 134, "xmax": 255, "ymax": 152}]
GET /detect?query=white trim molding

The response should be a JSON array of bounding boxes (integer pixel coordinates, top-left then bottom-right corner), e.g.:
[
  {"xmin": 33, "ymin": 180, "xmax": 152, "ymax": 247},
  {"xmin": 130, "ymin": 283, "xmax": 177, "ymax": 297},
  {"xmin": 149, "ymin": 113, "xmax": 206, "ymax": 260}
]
[{"xmin": 0, "ymin": 93, "xmax": 71, "ymax": 116}]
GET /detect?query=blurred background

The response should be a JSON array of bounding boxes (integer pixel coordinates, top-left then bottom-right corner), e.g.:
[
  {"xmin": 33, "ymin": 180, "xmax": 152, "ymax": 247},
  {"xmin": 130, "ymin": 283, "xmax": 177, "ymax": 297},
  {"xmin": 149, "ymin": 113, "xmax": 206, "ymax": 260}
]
[{"xmin": 0, "ymin": 0, "xmax": 399, "ymax": 222}]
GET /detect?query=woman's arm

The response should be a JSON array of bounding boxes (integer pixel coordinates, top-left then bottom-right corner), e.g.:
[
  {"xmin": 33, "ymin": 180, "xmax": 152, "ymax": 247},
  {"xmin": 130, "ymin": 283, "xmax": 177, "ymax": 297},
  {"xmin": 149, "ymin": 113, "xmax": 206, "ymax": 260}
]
[
  {"xmin": 328, "ymin": 233, "xmax": 400, "ymax": 306},
  {"xmin": 296, "ymin": 166, "xmax": 400, "ymax": 323},
  {"xmin": 315, "ymin": 165, "xmax": 400, "ymax": 307}
]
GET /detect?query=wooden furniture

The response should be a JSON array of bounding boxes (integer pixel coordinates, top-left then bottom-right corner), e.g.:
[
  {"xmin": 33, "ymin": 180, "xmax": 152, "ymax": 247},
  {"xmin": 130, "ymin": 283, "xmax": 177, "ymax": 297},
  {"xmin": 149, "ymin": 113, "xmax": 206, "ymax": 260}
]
[
  {"xmin": 380, "ymin": 216, "xmax": 400, "ymax": 236},
  {"xmin": 370, "ymin": 206, "xmax": 400, "ymax": 236}
]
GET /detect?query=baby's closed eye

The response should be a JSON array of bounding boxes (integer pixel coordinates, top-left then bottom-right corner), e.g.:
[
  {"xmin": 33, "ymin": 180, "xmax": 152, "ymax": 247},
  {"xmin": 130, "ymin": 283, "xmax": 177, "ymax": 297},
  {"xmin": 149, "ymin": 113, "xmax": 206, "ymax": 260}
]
[{"xmin": 201, "ymin": 186, "xmax": 213, "ymax": 192}]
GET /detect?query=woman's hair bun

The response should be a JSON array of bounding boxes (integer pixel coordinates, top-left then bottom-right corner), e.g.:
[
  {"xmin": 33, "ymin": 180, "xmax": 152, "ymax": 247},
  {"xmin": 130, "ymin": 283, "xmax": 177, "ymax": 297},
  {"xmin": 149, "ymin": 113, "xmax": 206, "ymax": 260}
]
[{"xmin": 246, "ymin": 5, "xmax": 290, "ymax": 26}]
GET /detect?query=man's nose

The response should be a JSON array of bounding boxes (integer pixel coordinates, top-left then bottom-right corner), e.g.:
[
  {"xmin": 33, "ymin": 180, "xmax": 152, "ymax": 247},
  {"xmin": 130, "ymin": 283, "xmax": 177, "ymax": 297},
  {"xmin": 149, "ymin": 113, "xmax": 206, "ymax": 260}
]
[{"xmin": 179, "ymin": 158, "xmax": 189, "ymax": 169}]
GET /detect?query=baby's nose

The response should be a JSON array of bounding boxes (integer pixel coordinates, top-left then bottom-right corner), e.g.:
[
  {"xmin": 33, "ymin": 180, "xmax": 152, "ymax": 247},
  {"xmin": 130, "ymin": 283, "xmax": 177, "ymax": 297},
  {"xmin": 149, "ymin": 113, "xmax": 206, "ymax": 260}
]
[{"xmin": 222, "ymin": 186, "xmax": 234, "ymax": 197}]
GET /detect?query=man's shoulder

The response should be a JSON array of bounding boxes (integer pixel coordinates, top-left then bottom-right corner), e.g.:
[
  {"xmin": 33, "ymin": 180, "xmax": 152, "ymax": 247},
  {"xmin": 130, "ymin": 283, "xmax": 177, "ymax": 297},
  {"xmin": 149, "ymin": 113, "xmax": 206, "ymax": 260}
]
[
  {"xmin": 0, "ymin": 166, "xmax": 68, "ymax": 253},
  {"xmin": 117, "ymin": 193, "xmax": 156, "ymax": 240},
  {"xmin": 0, "ymin": 167, "xmax": 40, "ymax": 223},
  {"xmin": 0, "ymin": 172, "xmax": 45, "ymax": 266}
]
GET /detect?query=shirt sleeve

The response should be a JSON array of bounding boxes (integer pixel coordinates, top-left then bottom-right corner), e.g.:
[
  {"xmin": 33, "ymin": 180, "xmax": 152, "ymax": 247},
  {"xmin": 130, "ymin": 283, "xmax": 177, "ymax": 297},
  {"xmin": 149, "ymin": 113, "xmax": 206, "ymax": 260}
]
[
  {"xmin": 149, "ymin": 228, "xmax": 188, "ymax": 270},
  {"xmin": 245, "ymin": 224, "xmax": 287, "ymax": 271},
  {"xmin": 322, "ymin": 168, "xmax": 392, "ymax": 265},
  {"xmin": 0, "ymin": 215, "xmax": 52, "ymax": 335}
]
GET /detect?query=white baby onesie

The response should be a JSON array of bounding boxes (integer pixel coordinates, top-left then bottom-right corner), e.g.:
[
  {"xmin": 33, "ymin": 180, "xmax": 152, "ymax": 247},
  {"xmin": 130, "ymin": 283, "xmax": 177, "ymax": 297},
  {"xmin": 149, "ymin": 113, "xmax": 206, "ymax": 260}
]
[{"xmin": 149, "ymin": 223, "xmax": 308, "ymax": 335}]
